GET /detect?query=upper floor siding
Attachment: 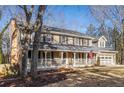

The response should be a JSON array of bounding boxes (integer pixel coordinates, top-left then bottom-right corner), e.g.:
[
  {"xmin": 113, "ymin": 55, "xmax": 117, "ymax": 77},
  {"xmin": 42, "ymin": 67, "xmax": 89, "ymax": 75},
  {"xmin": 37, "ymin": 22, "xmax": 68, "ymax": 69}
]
[
  {"xmin": 21, "ymin": 27, "xmax": 107, "ymax": 48},
  {"xmin": 28, "ymin": 31, "xmax": 94, "ymax": 47}
]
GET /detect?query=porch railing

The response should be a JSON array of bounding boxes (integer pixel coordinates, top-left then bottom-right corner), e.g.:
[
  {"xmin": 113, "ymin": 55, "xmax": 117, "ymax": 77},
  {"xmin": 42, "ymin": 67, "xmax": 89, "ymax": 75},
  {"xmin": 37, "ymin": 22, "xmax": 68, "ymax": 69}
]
[
  {"xmin": 27, "ymin": 58, "xmax": 67, "ymax": 69},
  {"xmin": 27, "ymin": 58, "xmax": 96, "ymax": 69},
  {"xmin": 74, "ymin": 58, "xmax": 96, "ymax": 66}
]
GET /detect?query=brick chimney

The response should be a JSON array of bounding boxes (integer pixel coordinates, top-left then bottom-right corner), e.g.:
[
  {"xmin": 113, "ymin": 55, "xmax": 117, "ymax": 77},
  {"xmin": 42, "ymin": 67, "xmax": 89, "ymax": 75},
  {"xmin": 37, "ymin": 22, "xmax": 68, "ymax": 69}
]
[
  {"xmin": 10, "ymin": 18, "xmax": 17, "ymax": 36},
  {"xmin": 10, "ymin": 18, "xmax": 22, "ymax": 65}
]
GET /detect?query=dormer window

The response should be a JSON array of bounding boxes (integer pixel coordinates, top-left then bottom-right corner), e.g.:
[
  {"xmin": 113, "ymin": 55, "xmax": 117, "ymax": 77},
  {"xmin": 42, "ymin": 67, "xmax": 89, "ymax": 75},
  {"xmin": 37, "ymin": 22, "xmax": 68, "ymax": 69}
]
[
  {"xmin": 98, "ymin": 36, "xmax": 107, "ymax": 48},
  {"xmin": 100, "ymin": 41, "xmax": 105, "ymax": 47}
]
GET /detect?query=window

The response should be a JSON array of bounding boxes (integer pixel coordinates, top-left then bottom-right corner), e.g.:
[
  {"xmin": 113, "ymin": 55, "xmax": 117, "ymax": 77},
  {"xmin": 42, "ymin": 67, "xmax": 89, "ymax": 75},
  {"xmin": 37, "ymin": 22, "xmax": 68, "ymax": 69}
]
[
  {"xmin": 68, "ymin": 37, "xmax": 73, "ymax": 45},
  {"xmin": 28, "ymin": 50, "xmax": 32, "ymax": 59},
  {"xmin": 46, "ymin": 34, "xmax": 52, "ymax": 43},
  {"xmin": 76, "ymin": 53, "xmax": 80, "ymax": 59},
  {"xmin": 41, "ymin": 34, "xmax": 52, "ymax": 43},
  {"xmin": 82, "ymin": 39, "xmax": 88, "ymax": 46},
  {"xmin": 82, "ymin": 53, "xmax": 86, "ymax": 59},
  {"xmin": 100, "ymin": 57, "xmax": 104, "ymax": 59},
  {"xmin": 40, "ymin": 34, "xmax": 44, "ymax": 42},
  {"xmin": 61, "ymin": 36, "xmax": 67, "ymax": 44},
  {"xmin": 79, "ymin": 39, "xmax": 82, "ymax": 46},
  {"xmin": 105, "ymin": 57, "xmax": 108, "ymax": 59},
  {"xmin": 74, "ymin": 38, "xmax": 79, "ymax": 45},
  {"xmin": 38, "ymin": 51, "xmax": 41, "ymax": 59},
  {"xmin": 109, "ymin": 57, "xmax": 111, "ymax": 59},
  {"xmin": 100, "ymin": 41, "xmax": 105, "ymax": 47},
  {"xmin": 47, "ymin": 52, "xmax": 51, "ymax": 59}
]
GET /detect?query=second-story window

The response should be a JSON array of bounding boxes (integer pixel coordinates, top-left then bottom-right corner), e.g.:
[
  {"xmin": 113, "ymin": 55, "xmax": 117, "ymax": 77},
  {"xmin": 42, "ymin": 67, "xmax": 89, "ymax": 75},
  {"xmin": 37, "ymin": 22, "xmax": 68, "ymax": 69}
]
[
  {"xmin": 79, "ymin": 38, "xmax": 82, "ymax": 46},
  {"xmin": 68, "ymin": 37, "xmax": 73, "ymax": 45},
  {"xmin": 41, "ymin": 34, "xmax": 52, "ymax": 43},
  {"xmin": 61, "ymin": 36, "xmax": 67, "ymax": 44},
  {"xmin": 40, "ymin": 34, "xmax": 44, "ymax": 42},
  {"xmin": 46, "ymin": 34, "xmax": 52, "ymax": 43},
  {"xmin": 82, "ymin": 39, "xmax": 89, "ymax": 46},
  {"xmin": 75, "ymin": 38, "xmax": 79, "ymax": 45}
]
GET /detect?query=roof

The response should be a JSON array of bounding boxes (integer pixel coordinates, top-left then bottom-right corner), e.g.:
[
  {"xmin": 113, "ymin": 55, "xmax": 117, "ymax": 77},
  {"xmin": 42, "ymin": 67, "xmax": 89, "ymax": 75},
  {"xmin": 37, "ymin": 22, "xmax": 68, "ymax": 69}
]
[
  {"xmin": 92, "ymin": 35, "xmax": 108, "ymax": 43},
  {"xmin": 43, "ymin": 26, "xmax": 84, "ymax": 36},
  {"xmin": 43, "ymin": 26, "xmax": 94, "ymax": 39}
]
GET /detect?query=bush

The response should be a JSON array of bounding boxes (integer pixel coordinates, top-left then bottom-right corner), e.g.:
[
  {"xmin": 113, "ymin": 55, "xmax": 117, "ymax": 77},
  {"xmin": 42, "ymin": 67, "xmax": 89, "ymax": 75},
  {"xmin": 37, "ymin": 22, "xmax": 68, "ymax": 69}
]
[{"xmin": 0, "ymin": 63, "xmax": 19, "ymax": 77}]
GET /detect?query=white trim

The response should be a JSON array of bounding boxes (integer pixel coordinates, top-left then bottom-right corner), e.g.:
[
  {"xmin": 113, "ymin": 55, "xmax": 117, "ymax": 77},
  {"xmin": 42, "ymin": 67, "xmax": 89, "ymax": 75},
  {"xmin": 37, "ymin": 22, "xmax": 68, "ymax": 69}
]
[
  {"xmin": 42, "ymin": 31, "xmax": 94, "ymax": 40},
  {"xmin": 99, "ymin": 36, "xmax": 107, "ymax": 42},
  {"xmin": 100, "ymin": 50, "xmax": 118, "ymax": 53},
  {"xmin": 28, "ymin": 48, "xmax": 99, "ymax": 53}
]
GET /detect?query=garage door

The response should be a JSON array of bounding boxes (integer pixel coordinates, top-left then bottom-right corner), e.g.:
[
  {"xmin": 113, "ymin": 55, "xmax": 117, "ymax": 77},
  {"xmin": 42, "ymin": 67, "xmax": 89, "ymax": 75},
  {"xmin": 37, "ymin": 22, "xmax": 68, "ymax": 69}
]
[{"xmin": 100, "ymin": 56, "xmax": 113, "ymax": 65}]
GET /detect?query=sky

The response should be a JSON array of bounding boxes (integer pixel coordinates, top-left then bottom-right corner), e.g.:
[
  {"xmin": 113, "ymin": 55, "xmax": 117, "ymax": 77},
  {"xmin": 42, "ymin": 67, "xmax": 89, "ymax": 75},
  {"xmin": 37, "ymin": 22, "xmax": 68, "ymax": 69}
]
[{"xmin": 0, "ymin": 5, "xmax": 99, "ymax": 33}]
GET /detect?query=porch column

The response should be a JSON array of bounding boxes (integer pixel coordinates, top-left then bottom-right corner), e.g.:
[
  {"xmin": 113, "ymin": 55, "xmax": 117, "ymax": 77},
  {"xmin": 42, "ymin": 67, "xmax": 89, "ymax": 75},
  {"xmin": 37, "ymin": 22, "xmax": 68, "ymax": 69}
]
[
  {"xmin": 66, "ymin": 52, "xmax": 68, "ymax": 67},
  {"xmin": 80, "ymin": 53, "xmax": 82, "ymax": 62},
  {"xmin": 61, "ymin": 52, "xmax": 63, "ymax": 64},
  {"xmin": 95, "ymin": 54, "xmax": 98, "ymax": 64},
  {"xmin": 86, "ymin": 53, "xmax": 88, "ymax": 65},
  {"xmin": 113, "ymin": 54, "xmax": 116, "ymax": 65},
  {"xmin": 73, "ymin": 52, "xmax": 76, "ymax": 66},
  {"xmin": 45, "ymin": 51, "xmax": 47, "ymax": 67}
]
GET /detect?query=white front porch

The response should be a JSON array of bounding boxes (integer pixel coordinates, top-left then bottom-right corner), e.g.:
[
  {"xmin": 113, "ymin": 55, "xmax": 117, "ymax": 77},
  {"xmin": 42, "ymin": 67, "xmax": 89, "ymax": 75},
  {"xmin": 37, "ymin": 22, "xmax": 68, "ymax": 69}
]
[{"xmin": 27, "ymin": 51, "xmax": 97, "ymax": 69}]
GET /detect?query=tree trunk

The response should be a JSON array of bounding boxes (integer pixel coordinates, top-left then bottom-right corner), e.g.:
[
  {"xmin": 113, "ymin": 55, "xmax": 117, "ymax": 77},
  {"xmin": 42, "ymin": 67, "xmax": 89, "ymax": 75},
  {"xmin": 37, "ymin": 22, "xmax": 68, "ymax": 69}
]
[
  {"xmin": 31, "ymin": 40, "xmax": 38, "ymax": 78},
  {"xmin": 121, "ymin": 49, "xmax": 124, "ymax": 64},
  {"xmin": 31, "ymin": 29, "xmax": 42, "ymax": 78},
  {"xmin": 31, "ymin": 5, "xmax": 45, "ymax": 79},
  {"xmin": 21, "ymin": 47, "xmax": 28, "ymax": 77}
]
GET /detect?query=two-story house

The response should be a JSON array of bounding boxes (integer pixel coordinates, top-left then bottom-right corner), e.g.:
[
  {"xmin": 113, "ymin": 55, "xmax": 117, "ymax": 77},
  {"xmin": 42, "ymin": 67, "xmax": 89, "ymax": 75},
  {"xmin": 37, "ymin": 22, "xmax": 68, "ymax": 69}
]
[{"xmin": 10, "ymin": 19, "xmax": 118, "ymax": 69}]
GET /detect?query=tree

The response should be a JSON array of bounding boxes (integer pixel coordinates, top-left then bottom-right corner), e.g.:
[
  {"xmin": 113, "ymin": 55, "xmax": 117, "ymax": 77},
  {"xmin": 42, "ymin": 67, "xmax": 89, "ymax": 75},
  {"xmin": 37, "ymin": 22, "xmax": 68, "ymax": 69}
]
[
  {"xmin": 31, "ymin": 6, "xmax": 46, "ymax": 78},
  {"xmin": 0, "ymin": 10, "xmax": 1, "ymax": 20},
  {"xmin": 18, "ymin": 5, "xmax": 46, "ymax": 78},
  {"xmin": 0, "ymin": 22, "xmax": 10, "ymax": 64},
  {"xmin": 86, "ymin": 23, "xmax": 96, "ymax": 37},
  {"xmin": 2, "ymin": 31, "xmax": 11, "ymax": 63},
  {"xmin": 90, "ymin": 6, "xmax": 124, "ymax": 64},
  {"xmin": 18, "ymin": 5, "xmax": 35, "ymax": 77}
]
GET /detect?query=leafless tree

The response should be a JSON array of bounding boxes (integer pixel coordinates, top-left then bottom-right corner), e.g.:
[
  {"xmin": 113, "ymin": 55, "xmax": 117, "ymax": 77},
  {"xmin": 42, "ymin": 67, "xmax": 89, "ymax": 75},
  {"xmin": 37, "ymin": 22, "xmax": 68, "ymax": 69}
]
[
  {"xmin": 31, "ymin": 6, "xmax": 46, "ymax": 78},
  {"xmin": 2, "ymin": 32, "xmax": 10, "ymax": 63},
  {"xmin": 90, "ymin": 5, "xmax": 124, "ymax": 64}
]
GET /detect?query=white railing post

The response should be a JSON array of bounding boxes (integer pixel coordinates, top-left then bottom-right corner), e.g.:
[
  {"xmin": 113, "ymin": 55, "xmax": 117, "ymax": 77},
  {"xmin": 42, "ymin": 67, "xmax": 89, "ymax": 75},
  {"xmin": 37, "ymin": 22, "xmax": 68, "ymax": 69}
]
[
  {"xmin": 66, "ymin": 52, "xmax": 68, "ymax": 67},
  {"xmin": 95, "ymin": 54, "xmax": 98, "ymax": 65},
  {"xmin": 61, "ymin": 52, "xmax": 63, "ymax": 65},
  {"xmin": 45, "ymin": 51, "xmax": 47, "ymax": 67},
  {"xmin": 86, "ymin": 53, "xmax": 88, "ymax": 65},
  {"xmin": 73, "ymin": 52, "xmax": 76, "ymax": 66}
]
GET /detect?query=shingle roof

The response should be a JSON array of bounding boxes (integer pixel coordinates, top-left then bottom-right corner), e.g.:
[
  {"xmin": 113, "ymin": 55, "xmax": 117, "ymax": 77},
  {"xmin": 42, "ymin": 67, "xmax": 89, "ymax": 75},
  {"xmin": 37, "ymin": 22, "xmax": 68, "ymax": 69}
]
[
  {"xmin": 43, "ymin": 26, "xmax": 92, "ymax": 38},
  {"xmin": 29, "ymin": 43, "xmax": 116, "ymax": 53}
]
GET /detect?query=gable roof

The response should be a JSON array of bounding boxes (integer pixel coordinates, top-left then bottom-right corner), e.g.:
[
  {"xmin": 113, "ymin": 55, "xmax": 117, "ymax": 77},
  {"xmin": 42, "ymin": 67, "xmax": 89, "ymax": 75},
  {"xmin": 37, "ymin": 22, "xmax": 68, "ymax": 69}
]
[
  {"xmin": 92, "ymin": 35, "xmax": 107, "ymax": 43},
  {"xmin": 98, "ymin": 35, "xmax": 107, "ymax": 41},
  {"xmin": 43, "ymin": 25, "xmax": 94, "ymax": 39}
]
